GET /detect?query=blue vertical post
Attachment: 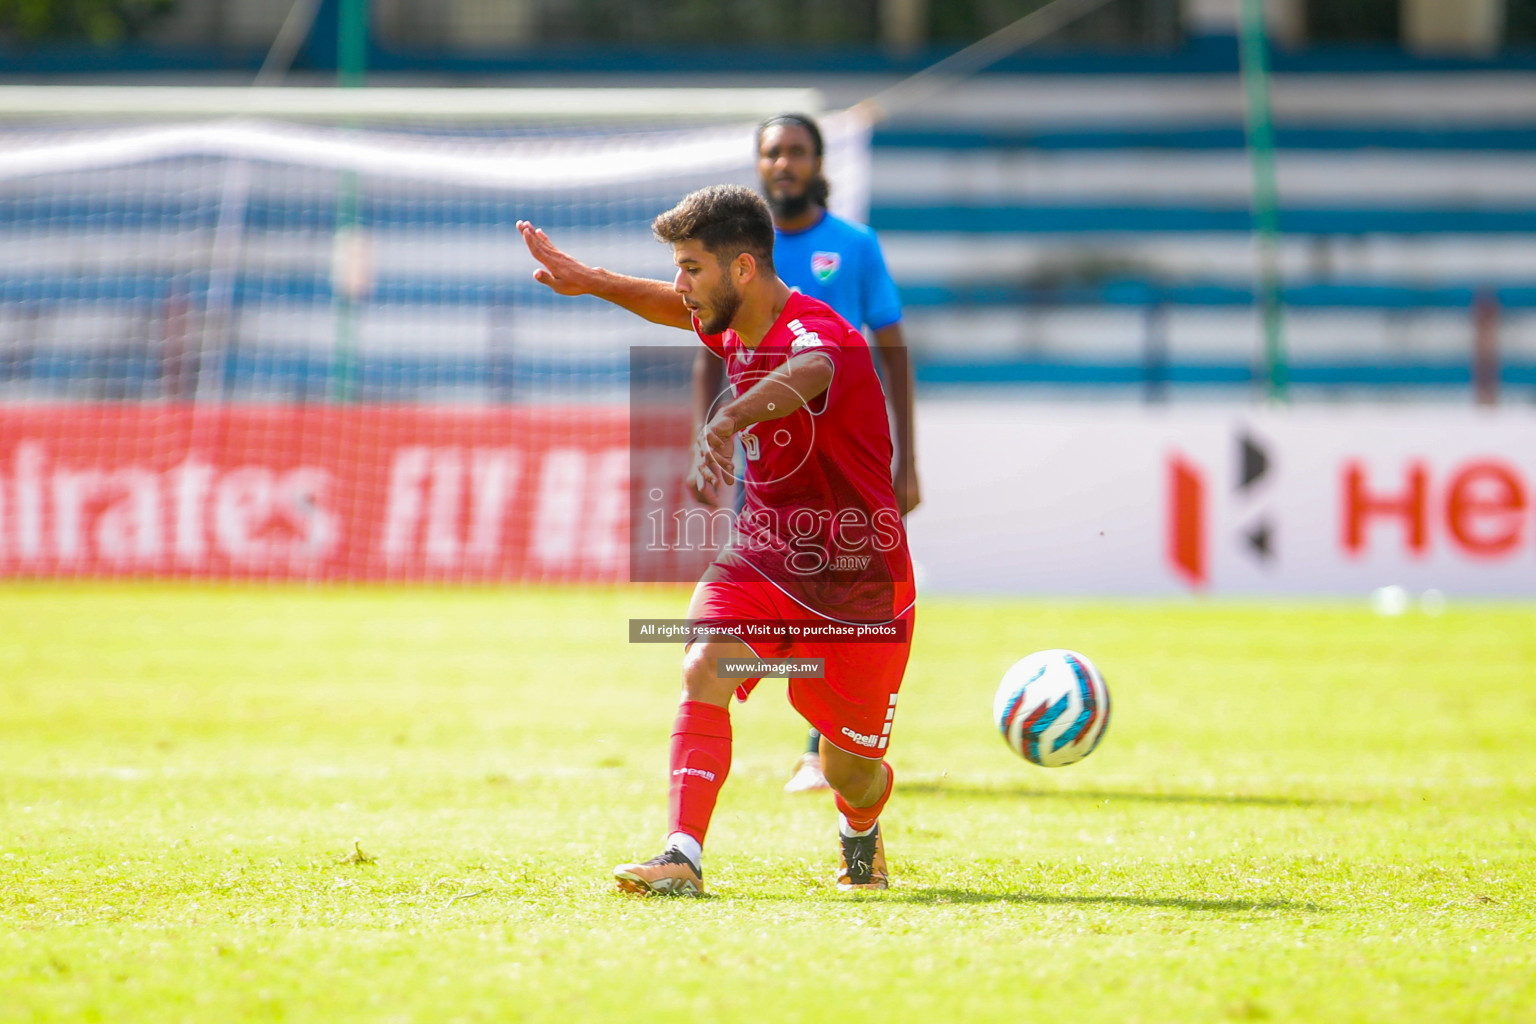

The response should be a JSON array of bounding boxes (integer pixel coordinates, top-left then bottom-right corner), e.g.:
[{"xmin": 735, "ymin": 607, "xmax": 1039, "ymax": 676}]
[
  {"xmin": 338, "ymin": 0, "xmax": 367, "ymax": 87},
  {"xmin": 1238, "ymin": 0, "xmax": 1287, "ymax": 402},
  {"xmin": 331, "ymin": 0, "xmax": 367, "ymax": 402}
]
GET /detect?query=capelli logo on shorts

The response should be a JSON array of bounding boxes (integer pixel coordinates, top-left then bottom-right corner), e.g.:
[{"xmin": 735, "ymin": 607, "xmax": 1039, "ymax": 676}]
[
  {"xmin": 672, "ymin": 767, "xmax": 717, "ymax": 781},
  {"xmin": 840, "ymin": 727, "xmax": 879, "ymax": 747}
]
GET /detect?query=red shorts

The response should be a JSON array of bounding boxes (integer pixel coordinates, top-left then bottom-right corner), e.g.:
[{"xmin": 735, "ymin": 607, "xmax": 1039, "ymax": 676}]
[{"xmin": 685, "ymin": 579, "xmax": 915, "ymax": 758}]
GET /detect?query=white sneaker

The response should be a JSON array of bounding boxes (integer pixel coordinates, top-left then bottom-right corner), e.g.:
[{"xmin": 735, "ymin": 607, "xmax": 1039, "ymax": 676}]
[{"xmin": 784, "ymin": 751, "xmax": 831, "ymax": 793}]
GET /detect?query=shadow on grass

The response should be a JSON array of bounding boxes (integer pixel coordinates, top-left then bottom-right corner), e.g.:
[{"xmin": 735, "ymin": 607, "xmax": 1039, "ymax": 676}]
[
  {"xmin": 718, "ymin": 888, "xmax": 1329, "ymax": 913},
  {"xmin": 901, "ymin": 781, "xmax": 1347, "ymax": 809},
  {"xmin": 884, "ymin": 888, "xmax": 1330, "ymax": 913}
]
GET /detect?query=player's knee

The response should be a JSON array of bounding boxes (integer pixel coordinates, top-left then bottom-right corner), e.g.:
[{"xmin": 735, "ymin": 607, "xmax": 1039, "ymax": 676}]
[
  {"xmin": 680, "ymin": 642, "xmax": 735, "ymax": 704},
  {"xmin": 680, "ymin": 643, "xmax": 714, "ymax": 694}
]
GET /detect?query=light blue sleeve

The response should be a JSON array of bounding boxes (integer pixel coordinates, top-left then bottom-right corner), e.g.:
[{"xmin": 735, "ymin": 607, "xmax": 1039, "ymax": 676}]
[{"xmin": 859, "ymin": 228, "xmax": 903, "ymax": 331}]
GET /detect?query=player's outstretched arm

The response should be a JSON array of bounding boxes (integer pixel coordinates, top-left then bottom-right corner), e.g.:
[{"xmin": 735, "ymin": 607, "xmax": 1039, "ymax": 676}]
[
  {"xmin": 517, "ymin": 220, "xmax": 692, "ymax": 330},
  {"xmin": 720, "ymin": 351, "xmax": 833, "ymax": 431}
]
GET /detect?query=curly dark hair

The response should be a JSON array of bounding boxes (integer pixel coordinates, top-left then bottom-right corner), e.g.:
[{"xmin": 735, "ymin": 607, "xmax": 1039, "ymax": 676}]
[{"xmin": 652, "ymin": 185, "xmax": 776, "ymax": 272}]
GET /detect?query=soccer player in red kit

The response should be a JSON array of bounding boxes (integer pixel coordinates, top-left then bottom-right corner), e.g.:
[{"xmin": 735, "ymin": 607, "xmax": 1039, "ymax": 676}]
[{"xmin": 519, "ymin": 185, "xmax": 915, "ymax": 895}]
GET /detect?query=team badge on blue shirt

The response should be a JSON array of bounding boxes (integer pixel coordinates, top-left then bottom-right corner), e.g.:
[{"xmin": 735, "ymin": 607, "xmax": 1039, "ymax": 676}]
[
  {"xmin": 811, "ymin": 251, "xmax": 841, "ymax": 283},
  {"xmin": 775, "ymin": 212, "xmax": 902, "ymax": 331}
]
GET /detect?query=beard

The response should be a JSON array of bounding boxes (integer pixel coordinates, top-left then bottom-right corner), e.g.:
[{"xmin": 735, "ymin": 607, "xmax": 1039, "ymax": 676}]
[
  {"xmin": 697, "ymin": 275, "xmax": 743, "ymax": 335},
  {"xmin": 765, "ymin": 186, "xmax": 813, "ymax": 222}
]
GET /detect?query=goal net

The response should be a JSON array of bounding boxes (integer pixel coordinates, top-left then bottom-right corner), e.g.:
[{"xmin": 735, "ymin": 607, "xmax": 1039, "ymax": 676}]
[{"xmin": 0, "ymin": 86, "xmax": 872, "ymax": 583}]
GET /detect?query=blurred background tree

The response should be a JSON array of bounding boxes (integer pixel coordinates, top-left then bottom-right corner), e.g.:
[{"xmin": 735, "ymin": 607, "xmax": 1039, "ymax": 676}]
[
  {"xmin": 542, "ymin": 0, "xmax": 881, "ymax": 46},
  {"xmin": 0, "ymin": 0, "xmax": 177, "ymax": 43}
]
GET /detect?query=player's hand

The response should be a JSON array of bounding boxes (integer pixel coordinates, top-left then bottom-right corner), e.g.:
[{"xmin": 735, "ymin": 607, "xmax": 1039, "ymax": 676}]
[
  {"xmin": 687, "ymin": 412, "xmax": 736, "ymax": 503},
  {"xmin": 685, "ymin": 463, "xmax": 720, "ymax": 507},
  {"xmin": 518, "ymin": 220, "xmax": 593, "ymax": 296},
  {"xmin": 700, "ymin": 412, "xmax": 737, "ymax": 484},
  {"xmin": 685, "ymin": 419, "xmax": 723, "ymax": 508}
]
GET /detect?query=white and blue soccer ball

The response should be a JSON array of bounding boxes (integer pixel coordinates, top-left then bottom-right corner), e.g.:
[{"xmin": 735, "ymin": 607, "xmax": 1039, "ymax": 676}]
[{"xmin": 993, "ymin": 649, "xmax": 1111, "ymax": 767}]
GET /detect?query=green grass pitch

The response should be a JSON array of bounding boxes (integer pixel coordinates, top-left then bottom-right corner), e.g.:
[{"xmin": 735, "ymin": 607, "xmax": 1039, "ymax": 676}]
[{"xmin": 2, "ymin": 583, "xmax": 1533, "ymax": 1023}]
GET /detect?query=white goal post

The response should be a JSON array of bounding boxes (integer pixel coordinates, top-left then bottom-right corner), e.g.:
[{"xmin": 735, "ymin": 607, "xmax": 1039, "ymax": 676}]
[{"xmin": 0, "ymin": 85, "xmax": 825, "ymax": 123}]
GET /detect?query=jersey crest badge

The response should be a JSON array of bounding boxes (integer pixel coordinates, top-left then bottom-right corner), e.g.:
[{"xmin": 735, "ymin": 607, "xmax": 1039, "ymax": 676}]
[{"xmin": 811, "ymin": 251, "xmax": 841, "ymax": 283}]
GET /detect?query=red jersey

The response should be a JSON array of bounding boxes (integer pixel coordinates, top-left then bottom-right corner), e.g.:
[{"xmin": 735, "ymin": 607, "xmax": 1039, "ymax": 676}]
[{"xmin": 695, "ymin": 291, "xmax": 913, "ymax": 623}]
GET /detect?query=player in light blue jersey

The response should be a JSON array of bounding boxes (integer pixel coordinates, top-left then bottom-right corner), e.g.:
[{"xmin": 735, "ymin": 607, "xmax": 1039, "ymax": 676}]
[{"xmin": 692, "ymin": 113, "xmax": 921, "ymax": 794}]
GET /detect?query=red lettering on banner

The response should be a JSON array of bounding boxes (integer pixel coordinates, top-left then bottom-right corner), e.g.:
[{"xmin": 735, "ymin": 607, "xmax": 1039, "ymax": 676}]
[
  {"xmin": 1342, "ymin": 461, "xmax": 1427, "ymax": 555},
  {"xmin": 0, "ymin": 406, "xmax": 632, "ymax": 581},
  {"xmin": 1444, "ymin": 461, "xmax": 1527, "ymax": 557},
  {"xmin": 1167, "ymin": 455, "xmax": 1206, "ymax": 586}
]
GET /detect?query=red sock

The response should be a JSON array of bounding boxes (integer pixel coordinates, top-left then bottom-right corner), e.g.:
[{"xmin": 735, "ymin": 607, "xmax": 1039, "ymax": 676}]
[
  {"xmin": 836, "ymin": 762, "xmax": 894, "ymax": 833},
  {"xmin": 667, "ymin": 701, "xmax": 732, "ymax": 844}
]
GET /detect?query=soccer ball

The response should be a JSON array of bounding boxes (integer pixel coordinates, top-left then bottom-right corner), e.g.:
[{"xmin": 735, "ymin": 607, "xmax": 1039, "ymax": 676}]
[{"xmin": 993, "ymin": 649, "xmax": 1111, "ymax": 767}]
